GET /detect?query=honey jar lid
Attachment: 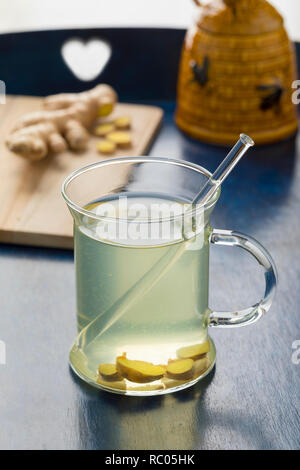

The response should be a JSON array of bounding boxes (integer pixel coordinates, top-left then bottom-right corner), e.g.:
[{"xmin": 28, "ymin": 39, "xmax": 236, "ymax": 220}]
[{"xmin": 196, "ymin": 0, "xmax": 283, "ymax": 35}]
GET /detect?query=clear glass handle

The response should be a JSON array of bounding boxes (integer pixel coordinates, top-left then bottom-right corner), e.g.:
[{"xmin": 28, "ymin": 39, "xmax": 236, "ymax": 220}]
[{"xmin": 209, "ymin": 229, "xmax": 277, "ymax": 328}]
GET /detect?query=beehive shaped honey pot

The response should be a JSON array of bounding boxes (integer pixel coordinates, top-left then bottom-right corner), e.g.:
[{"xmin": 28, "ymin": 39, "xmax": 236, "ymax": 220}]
[{"xmin": 176, "ymin": 0, "xmax": 299, "ymax": 145}]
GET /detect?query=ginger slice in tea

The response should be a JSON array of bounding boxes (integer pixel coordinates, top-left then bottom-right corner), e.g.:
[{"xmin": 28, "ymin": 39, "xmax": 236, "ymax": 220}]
[
  {"xmin": 116, "ymin": 354, "xmax": 166, "ymax": 383},
  {"xmin": 166, "ymin": 358, "xmax": 194, "ymax": 380},
  {"xmin": 177, "ymin": 340, "xmax": 210, "ymax": 360},
  {"xmin": 97, "ymin": 376, "xmax": 126, "ymax": 390},
  {"xmin": 161, "ymin": 377, "xmax": 189, "ymax": 389},
  {"xmin": 193, "ymin": 357, "xmax": 210, "ymax": 378},
  {"xmin": 98, "ymin": 363, "xmax": 121, "ymax": 381}
]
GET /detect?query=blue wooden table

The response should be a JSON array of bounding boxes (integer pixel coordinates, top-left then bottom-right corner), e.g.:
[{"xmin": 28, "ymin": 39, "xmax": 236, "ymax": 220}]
[{"xmin": 0, "ymin": 29, "xmax": 299, "ymax": 450}]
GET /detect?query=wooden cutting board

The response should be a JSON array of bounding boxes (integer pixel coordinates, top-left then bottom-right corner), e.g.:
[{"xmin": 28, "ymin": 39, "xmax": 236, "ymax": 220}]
[{"xmin": 0, "ymin": 96, "xmax": 163, "ymax": 249}]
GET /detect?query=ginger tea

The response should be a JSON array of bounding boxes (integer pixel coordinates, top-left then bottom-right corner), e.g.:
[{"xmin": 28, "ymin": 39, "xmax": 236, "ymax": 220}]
[{"xmin": 71, "ymin": 195, "xmax": 214, "ymax": 393}]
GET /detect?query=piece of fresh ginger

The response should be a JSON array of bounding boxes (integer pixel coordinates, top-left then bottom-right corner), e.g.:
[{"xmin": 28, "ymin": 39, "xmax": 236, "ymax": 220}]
[
  {"xmin": 98, "ymin": 363, "xmax": 121, "ymax": 381},
  {"xmin": 177, "ymin": 340, "xmax": 210, "ymax": 361},
  {"xmin": 116, "ymin": 353, "xmax": 166, "ymax": 383},
  {"xmin": 6, "ymin": 84, "xmax": 117, "ymax": 161},
  {"xmin": 166, "ymin": 358, "xmax": 194, "ymax": 380},
  {"xmin": 96, "ymin": 140, "xmax": 116, "ymax": 154},
  {"xmin": 94, "ymin": 123, "xmax": 115, "ymax": 137},
  {"xmin": 97, "ymin": 376, "xmax": 126, "ymax": 390},
  {"xmin": 107, "ymin": 131, "xmax": 132, "ymax": 148},
  {"xmin": 161, "ymin": 376, "xmax": 188, "ymax": 389},
  {"xmin": 114, "ymin": 116, "xmax": 131, "ymax": 130},
  {"xmin": 193, "ymin": 357, "xmax": 209, "ymax": 378}
]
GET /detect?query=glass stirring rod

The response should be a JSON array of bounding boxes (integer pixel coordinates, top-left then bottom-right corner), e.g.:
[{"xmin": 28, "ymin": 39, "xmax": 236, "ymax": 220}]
[{"xmin": 193, "ymin": 134, "xmax": 254, "ymax": 207}]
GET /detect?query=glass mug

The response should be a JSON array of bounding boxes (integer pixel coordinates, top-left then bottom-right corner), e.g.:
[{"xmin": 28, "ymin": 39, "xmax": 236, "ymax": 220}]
[{"xmin": 62, "ymin": 157, "xmax": 277, "ymax": 396}]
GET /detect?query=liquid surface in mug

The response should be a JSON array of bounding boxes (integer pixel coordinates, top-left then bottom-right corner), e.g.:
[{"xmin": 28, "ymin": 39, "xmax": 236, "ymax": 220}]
[{"xmin": 72, "ymin": 195, "xmax": 213, "ymax": 392}]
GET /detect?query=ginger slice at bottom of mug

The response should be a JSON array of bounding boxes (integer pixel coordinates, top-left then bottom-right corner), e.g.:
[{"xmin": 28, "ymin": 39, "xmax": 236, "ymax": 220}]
[
  {"xmin": 116, "ymin": 354, "xmax": 166, "ymax": 383},
  {"xmin": 163, "ymin": 356, "xmax": 210, "ymax": 388},
  {"xmin": 166, "ymin": 358, "xmax": 194, "ymax": 380},
  {"xmin": 97, "ymin": 376, "xmax": 126, "ymax": 390},
  {"xmin": 177, "ymin": 340, "xmax": 210, "ymax": 361},
  {"xmin": 193, "ymin": 356, "xmax": 210, "ymax": 378},
  {"xmin": 161, "ymin": 376, "xmax": 189, "ymax": 389},
  {"xmin": 98, "ymin": 363, "xmax": 122, "ymax": 381}
]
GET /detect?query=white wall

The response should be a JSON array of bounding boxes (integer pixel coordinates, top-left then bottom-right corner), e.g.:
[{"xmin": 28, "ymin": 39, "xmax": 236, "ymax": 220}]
[{"xmin": 0, "ymin": 0, "xmax": 299, "ymax": 40}]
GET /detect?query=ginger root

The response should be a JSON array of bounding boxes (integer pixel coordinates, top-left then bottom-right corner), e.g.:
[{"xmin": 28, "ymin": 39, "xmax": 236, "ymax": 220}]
[{"xmin": 6, "ymin": 84, "xmax": 117, "ymax": 161}]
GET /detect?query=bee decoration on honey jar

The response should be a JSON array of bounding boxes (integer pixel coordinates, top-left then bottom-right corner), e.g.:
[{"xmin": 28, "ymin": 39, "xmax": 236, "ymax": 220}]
[{"xmin": 176, "ymin": 0, "xmax": 299, "ymax": 145}]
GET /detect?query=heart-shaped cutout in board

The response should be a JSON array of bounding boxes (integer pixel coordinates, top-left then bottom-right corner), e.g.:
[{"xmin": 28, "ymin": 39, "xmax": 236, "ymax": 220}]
[{"xmin": 62, "ymin": 38, "xmax": 111, "ymax": 81}]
